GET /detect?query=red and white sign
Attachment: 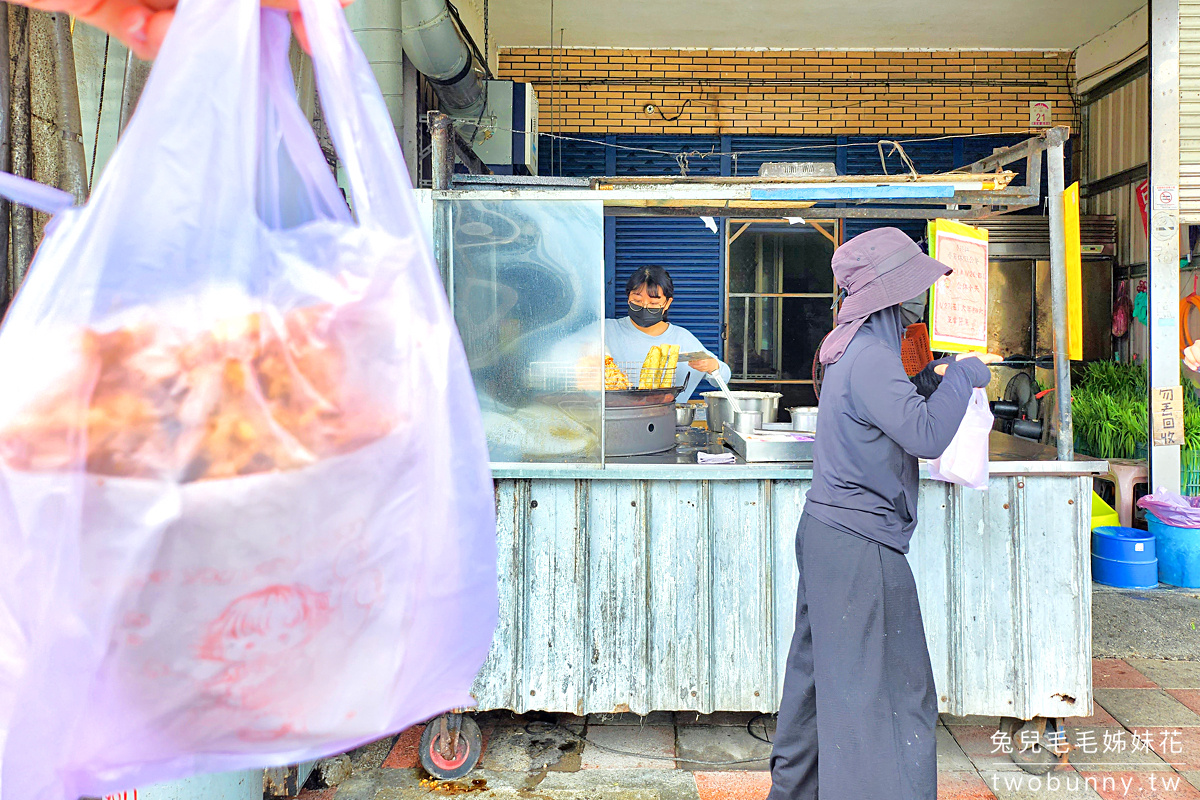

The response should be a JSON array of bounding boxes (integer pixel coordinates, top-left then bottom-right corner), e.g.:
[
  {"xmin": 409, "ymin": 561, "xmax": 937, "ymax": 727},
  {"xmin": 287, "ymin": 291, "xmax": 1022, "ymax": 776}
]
[
  {"xmin": 1155, "ymin": 185, "xmax": 1179, "ymax": 210},
  {"xmin": 928, "ymin": 220, "xmax": 989, "ymax": 353},
  {"xmin": 1136, "ymin": 180, "xmax": 1150, "ymax": 235}
]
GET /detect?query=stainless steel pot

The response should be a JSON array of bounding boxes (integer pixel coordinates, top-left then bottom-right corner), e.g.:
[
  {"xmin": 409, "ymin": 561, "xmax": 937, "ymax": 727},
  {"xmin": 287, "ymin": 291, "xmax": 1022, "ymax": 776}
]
[
  {"xmin": 675, "ymin": 404, "xmax": 696, "ymax": 427},
  {"xmin": 702, "ymin": 391, "xmax": 782, "ymax": 435},
  {"xmin": 787, "ymin": 406, "xmax": 819, "ymax": 433},
  {"xmin": 731, "ymin": 410, "xmax": 763, "ymax": 435},
  {"xmin": 605, "ymin": 402, "xmax": 676, "ymax": 457}
]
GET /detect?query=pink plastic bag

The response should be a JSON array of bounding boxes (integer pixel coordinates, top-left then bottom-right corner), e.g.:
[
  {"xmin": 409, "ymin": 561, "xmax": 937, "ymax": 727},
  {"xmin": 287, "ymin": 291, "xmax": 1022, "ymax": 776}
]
[
  {"xmin": 1138, "ymin": 491, "xmax": 1200, "ymax": 528},
  {"xmin": 929, "ymin": 389, "xmax": 993, "ymax": 491},
  {"xmin": 0, "ymin": 1, "xmax": 497, "ymax": 797}
]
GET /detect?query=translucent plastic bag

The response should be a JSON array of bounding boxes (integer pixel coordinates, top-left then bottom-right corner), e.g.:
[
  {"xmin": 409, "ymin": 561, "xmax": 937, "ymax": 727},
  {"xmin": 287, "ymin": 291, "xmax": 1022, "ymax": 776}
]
[
  {"xmin": 0, "ymin": 0, "xmax": 497, "ymax": 797},
  {"xmin": 928, "ymin": 388, "xmax": 993, "ymax": 491},
  {"xmin": 1138, "ymin": 491, "xmax": 1200, "ymax": 528}
]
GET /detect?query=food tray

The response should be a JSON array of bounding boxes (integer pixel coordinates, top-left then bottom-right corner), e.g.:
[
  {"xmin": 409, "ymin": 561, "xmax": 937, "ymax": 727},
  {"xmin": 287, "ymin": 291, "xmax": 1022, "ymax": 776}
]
[{"xmin": 723, "ymin": 427, "xmax": 815, "ymax": 462}]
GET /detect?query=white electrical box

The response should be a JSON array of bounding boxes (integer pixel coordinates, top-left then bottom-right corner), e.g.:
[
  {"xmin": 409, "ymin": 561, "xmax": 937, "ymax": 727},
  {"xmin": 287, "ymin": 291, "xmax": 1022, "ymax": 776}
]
[{"xmin": 471, "ymin": 81, "xmax": 539, "ymax": 175}]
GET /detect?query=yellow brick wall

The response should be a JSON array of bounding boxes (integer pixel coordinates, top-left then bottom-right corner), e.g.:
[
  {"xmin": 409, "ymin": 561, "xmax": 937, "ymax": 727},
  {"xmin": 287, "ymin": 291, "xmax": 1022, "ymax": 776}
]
[{"xmin": 496, "ymin": 48, "xmax": 1073, "ymax": 136}]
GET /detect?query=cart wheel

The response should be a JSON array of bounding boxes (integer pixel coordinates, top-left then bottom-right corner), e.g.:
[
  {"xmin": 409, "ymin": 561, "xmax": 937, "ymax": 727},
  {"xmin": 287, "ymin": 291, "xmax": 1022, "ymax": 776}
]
[
  {"xmin": 1001, "ymin": 716, "xmax": 1064, "ymax": 776},
  {"xmin": 419, "ymin": 714, "xmax": 482, "ymax": 780}
]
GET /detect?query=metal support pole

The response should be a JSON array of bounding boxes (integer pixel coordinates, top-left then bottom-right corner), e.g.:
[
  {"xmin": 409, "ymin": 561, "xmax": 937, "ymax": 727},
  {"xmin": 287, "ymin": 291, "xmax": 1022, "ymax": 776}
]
[
  {"xmin": 1149, "ymin": 0, "xmax": 1182, "ymax": 491},
  {"xmin": 52, "ymin": 13, "xmax": 88, "ymax": 202},
  {"xmin": 402, "ymin": 54, "xmax": 419, "ymax": 186},
  {"xmin": 10, "ymin": 7, "xmax": 33, "ymax": 291},
  {"xmin": 1046, "ymin": 126, "xmax": 1074, "ymax": 461},
  {"xmin": 0, "ymin": 4, "xmax": 12, "ymax": 314},
  {"xmin": 430, "ymin": 111, "xmax": 454, "ymax": 190},
  {"xmin": 430, "ymin": 111, "xmax": 454, "ymax": 290}
]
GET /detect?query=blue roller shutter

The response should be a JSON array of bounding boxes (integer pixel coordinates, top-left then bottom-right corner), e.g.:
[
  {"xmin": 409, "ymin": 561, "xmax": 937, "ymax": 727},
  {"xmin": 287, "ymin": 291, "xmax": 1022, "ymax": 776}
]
[
  {"xmin": 728, "ymin": 135, "xmax": 838, "ymax": 176},
  {"xmin": 538, "ymin": 134, "xmax": 607, "ymax": 177},
  {"xmin": 611, "ymin": 135, "xmax": 724, "ymax": 355},
  {"xmin": 613, "ymin": 135, "xmax": 722, "ymax": 177},
  {"xmin": 614, "ymin": 217, "xmax": 723, "ymax": 354}
]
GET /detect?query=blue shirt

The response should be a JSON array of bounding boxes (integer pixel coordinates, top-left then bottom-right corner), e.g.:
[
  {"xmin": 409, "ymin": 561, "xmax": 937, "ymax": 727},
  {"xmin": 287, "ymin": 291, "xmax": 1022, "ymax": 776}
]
[{"xmin": 604, "ymin": 316, "xmax": 732, "ymax": 402}]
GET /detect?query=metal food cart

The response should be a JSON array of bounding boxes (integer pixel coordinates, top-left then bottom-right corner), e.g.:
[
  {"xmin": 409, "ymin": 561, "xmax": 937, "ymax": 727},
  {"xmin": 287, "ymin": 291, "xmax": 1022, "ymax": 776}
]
[{"xmin": 412, "ymin": 124, "xmax": 1104, "ymax": 778}]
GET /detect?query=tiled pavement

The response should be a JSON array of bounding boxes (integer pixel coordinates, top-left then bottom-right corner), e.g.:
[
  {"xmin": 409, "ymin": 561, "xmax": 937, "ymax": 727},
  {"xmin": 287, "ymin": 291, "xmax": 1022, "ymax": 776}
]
[{"xmin": 304, "ymin": 658, "xmax": 1200, "ymax": 800}]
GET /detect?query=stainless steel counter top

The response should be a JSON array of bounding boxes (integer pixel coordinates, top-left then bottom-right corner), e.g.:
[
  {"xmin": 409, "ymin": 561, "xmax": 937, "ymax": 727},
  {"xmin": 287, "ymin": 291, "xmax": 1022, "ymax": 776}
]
[{"xmin": 490, "ymin": 430, "xmax": 1107, "ymax": 480}]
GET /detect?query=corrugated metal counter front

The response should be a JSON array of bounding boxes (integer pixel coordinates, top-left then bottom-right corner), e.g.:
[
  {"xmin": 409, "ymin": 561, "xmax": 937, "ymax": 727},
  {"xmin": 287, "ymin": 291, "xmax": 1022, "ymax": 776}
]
[{"xmin": 475, "ymin": 434, "xmax": 1106, "ymax": 722}]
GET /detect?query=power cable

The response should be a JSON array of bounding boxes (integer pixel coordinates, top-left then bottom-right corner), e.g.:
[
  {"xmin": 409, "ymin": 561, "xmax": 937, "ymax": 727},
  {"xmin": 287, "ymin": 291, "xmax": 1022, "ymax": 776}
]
[
  {"xmin": 89, "ymin": 34, "xmax": 109, "ymax": 188},
  {"xmin": 651, "ymin": 98, "xmax": 694, "ymax": 122},
  {"xmin": 747, "ymin": 713, "xmax": 774, "ymax": 744},
  {"xmin": 479, "ymin": 123, "xmax": 1054, "ymax": 162},
  {"xmin": 445, "ymin": 0, "xmax": 493, "ymax": 80}
]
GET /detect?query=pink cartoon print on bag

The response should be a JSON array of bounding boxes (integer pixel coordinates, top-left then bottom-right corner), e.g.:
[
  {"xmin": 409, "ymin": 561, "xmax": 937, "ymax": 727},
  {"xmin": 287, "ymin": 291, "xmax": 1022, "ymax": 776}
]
[{"xmin": 198, "ymin": 584, "xmax": 332, "ymax": 740}]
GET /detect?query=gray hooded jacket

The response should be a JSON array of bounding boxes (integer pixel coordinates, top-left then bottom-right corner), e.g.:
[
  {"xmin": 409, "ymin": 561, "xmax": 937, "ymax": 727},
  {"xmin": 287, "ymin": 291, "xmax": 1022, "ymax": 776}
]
[{"xmin": 804, "ymin": 305, "xmax": 992, "ymax": 553}]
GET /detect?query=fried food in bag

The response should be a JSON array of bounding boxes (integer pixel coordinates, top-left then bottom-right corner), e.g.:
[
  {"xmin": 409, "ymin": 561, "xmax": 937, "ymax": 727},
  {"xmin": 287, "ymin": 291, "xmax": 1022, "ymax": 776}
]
[
  {"xmin": 0, "ymin": 302, "xmax": 397, "ymax": 481},
  {"xmin": 0, "ymin": 3, "xmax": 498, "ymax": 796}
]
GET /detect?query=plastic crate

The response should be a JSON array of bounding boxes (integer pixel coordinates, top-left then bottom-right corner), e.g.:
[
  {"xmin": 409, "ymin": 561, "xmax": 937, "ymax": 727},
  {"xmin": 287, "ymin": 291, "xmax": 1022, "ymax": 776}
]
[{"xmin": 901, "ymin": 323, "xmax": 933, "ymax": 377}]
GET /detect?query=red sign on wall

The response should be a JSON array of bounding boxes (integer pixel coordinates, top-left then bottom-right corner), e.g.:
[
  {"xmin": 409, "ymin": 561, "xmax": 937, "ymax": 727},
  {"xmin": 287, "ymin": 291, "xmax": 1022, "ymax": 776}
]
[{"xmin": 1136, "ymin": 179, "xmax": 1150, "ymax": 236}]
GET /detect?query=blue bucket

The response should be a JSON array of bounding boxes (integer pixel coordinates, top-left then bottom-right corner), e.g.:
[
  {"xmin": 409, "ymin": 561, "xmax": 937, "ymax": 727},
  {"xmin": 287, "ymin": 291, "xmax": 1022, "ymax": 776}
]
[
  {"xmin": 1146, "ymin": 513, "xmax": 1200, "ymax": 588},
  {"xmin": 1091, "ymin": 526, "xmax": 1158, "ymax": 589}
]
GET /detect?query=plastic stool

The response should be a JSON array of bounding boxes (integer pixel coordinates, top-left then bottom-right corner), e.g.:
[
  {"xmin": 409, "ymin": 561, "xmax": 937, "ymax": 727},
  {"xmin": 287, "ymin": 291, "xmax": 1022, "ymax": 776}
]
[{"xmin": 1101, "ymin": 459, "xmax": 1150, "ymax": 529}]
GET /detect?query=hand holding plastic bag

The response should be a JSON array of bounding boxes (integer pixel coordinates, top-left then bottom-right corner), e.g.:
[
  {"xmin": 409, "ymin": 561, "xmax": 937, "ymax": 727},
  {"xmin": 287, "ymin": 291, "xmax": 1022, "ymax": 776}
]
[
  {"xmin": 0, "ymin": 1, "xmax": 497, "ymax": 797},
  {"xmin": 929, "ymin": 388, "xmax": 993, "ymax": 491}
]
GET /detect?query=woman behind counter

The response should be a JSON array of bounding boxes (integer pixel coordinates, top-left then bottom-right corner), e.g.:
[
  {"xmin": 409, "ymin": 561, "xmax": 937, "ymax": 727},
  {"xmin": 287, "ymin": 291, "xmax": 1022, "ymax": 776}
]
[{"xmin": 605, "ymin": 266, "xmax": 731, "ymax": 402}]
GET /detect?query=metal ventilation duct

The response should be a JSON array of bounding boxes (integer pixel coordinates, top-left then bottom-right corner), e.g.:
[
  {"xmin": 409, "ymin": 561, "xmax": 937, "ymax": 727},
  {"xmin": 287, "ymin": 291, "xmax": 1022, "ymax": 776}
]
[
  {"xmin": 346, "ymin": 0, "xmax": 405, "ymax": 134},
  {"xmin": 401, "ymin": 0, "xmax": 485, "ymax": 118}
]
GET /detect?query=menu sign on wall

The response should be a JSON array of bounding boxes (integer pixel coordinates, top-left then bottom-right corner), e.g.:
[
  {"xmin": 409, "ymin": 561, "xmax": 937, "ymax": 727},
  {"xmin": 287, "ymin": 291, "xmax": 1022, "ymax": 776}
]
[{"xmin": 927, "ymin": 219, "xmax": 989, "ymax": 353}]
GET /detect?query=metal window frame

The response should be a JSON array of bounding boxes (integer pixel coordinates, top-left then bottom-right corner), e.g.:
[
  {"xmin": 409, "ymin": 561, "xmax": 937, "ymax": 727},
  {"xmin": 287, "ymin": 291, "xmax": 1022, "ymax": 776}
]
[{"xmin": 722, "ymin": 218, "xmax": 840, "ymax": 385}]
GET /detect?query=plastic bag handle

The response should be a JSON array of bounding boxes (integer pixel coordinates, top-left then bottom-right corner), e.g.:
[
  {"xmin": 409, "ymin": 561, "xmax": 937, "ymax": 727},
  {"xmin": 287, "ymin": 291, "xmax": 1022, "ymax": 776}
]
[
  {"xmin": 258, "ymin": 9, "xmax": 350, "ymax": 225},
  {"xmin": 294, "ymin": 0, "xmax": 419, "ymax": 234},
  {"xmin": 0, "ymin": 172, "xmax": 73, "ymax": 215}
]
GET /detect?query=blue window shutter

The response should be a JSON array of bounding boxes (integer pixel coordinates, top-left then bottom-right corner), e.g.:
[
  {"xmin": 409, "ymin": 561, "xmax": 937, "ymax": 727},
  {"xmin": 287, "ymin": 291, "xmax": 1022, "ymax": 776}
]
[
  {"xmin": 728, "ymin": 135, "xmax": 839, "ymax": 176},
  {"xmin": 538, "ymin": 134, "xmax": 607, "ymax": 177},
  {"xmin": 614, "ymin": 217, "xmax": 723, "ymax": 355},
  {"xmin": 610, "ymin": 135, "xmax": 724, "ymax": 355}
]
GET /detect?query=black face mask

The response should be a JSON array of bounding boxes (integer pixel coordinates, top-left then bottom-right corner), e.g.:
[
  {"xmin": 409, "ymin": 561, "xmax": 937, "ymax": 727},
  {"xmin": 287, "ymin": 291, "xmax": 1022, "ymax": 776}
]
[{"xmin": 628, "ymin": 302, "xmax": 666, "ymax": 328}]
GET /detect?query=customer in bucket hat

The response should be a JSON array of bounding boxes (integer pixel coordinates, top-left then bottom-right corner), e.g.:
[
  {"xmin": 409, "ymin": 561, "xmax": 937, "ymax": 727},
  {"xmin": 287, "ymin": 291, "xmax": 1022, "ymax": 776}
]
[{"xmin": 768, "ymin": 227, "xmax": 998, "ymax": 800}]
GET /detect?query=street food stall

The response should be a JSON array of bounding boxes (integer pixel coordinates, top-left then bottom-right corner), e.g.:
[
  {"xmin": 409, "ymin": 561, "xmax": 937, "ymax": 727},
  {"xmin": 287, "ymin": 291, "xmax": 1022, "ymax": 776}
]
[{"xmin": 415, "ymin": 125, "xmax": 1105, "ymax": 778}]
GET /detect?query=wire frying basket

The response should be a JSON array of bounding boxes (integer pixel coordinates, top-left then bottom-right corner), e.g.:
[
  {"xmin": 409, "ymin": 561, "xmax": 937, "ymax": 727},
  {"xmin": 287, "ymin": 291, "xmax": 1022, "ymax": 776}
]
[{"xmin": 527, "ymin": 359, "xmax": 681, "ymax": 392}]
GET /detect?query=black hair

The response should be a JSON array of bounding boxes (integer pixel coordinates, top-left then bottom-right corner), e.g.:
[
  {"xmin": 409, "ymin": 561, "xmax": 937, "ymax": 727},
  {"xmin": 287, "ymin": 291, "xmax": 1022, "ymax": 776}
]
[{"xmin": 625, "ymin": 266, "xmax": 674, "ymax": 301}]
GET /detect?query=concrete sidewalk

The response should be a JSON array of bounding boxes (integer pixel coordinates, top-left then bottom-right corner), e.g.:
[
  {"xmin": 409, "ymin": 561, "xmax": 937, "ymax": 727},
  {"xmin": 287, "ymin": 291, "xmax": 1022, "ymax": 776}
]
[{"xmin": 299, "ymin": 657, "xmax": 1200, "ymax": 800}]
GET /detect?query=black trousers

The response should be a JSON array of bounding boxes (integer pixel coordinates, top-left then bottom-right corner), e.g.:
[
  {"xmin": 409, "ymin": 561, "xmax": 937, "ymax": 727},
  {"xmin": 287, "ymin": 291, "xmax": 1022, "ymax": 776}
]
[{"xmin": 767, "ymin": 513, "xmax": 938, "ymax": 800}]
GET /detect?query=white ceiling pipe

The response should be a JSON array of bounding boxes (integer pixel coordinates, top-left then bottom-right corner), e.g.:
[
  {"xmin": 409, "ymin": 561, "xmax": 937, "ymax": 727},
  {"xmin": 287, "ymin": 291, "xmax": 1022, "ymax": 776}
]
[
  {"xmin": 346, "ymin": 0, "xmax": 405, "ymax": 135},
  {"xmin": 401, "ymin": 0, "xmax": 485, "ymax": 118}
]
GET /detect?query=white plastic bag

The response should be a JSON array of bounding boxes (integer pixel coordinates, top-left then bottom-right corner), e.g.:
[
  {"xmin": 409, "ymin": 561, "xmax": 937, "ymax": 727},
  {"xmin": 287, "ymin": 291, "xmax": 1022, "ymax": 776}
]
[
  {"xmin": 0, "ymin": 1, "xmax": 497, "ymax": 797},
  {"xmin": 929, "ymin": 388, "xmax": 993, "ymax": 491}
]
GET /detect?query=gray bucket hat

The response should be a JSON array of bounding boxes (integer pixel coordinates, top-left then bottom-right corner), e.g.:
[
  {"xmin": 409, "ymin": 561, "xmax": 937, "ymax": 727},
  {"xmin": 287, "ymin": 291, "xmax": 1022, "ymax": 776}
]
[{"xmin": 818, "ymin": 227, "xmax": 951, "ymax": 365}]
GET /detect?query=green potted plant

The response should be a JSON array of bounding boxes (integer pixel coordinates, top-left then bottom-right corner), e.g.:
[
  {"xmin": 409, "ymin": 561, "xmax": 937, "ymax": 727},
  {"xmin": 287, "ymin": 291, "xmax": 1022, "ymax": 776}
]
[{"xmin": 1071, "ymin": 361, "xmax": 1200, "ymax": 494}]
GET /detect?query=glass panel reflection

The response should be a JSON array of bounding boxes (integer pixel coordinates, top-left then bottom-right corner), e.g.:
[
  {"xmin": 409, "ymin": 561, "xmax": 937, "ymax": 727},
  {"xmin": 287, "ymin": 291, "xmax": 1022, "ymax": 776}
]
[{"xmin": 450, "ymin": 199, "xmax": 604, "ymax": 463}]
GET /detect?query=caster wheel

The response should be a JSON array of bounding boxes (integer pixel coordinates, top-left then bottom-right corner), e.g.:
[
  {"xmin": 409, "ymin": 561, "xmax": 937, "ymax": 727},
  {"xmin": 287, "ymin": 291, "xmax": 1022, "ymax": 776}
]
[
  {"xmin": 1001, "ymin": 716, "xmax": 1065, "ymax": 776},
  {"xmin": 419, "ymin": 715, "xmax": 482, "ymax": 780}
]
